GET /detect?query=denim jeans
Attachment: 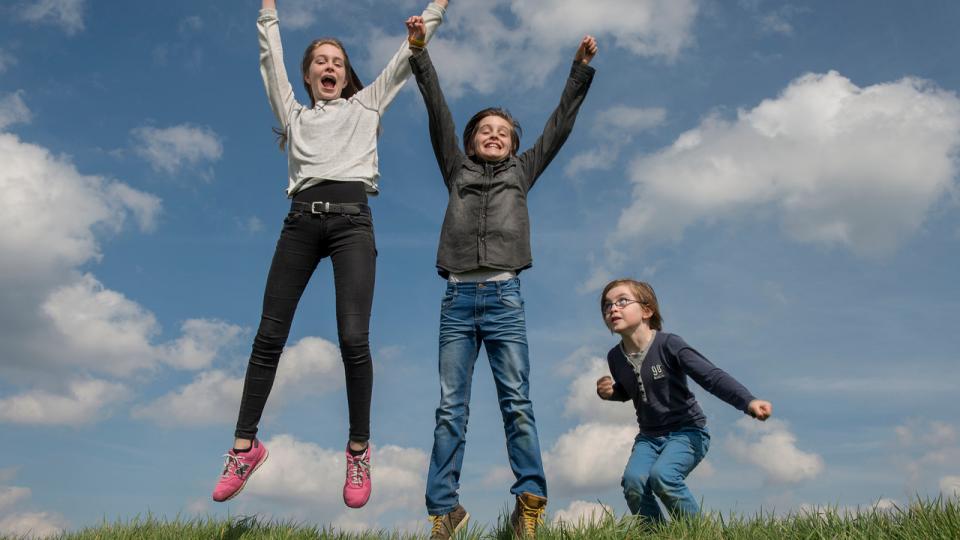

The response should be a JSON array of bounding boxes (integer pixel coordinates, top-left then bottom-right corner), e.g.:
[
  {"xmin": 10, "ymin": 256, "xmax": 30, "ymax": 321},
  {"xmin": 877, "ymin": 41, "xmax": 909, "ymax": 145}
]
[
  {"xmin": 425, "ymin": 278, "xmax": 547, "ymax": 515},
  {"xmin": 234, "ymin": 205, "xmax": 376, "ymax": 443},
  {"xmin": 621, "ymin": 426, "xmax": 710, "ymax": 521}
]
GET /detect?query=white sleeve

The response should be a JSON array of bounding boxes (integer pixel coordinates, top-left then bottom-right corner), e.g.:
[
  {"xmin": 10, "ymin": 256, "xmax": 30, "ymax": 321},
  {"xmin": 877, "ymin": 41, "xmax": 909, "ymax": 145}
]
[
  {"xmin": 258, "ymin": 8, "xmax": 301, "ymax": 128},
  {"xmin": 355, "ymin": 2, "xmax": 446, "ymax": 115}
]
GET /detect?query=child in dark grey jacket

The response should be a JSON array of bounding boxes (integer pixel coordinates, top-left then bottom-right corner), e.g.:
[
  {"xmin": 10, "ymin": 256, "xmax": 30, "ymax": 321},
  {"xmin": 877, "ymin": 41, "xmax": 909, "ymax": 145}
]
[
  {"xmin": 405, "ymin": 14, "xmax": 597, "ymax": 540},
  {"xmin": 596, "ymin": 278, "xmax": 773, "ymax": 522}
]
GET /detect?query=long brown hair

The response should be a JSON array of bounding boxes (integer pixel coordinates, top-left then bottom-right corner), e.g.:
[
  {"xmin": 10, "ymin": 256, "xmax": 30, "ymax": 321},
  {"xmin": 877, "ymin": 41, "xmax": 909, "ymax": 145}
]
[{"xmin": 273, "ymin": 38, "xmax": 365, "ymax": 151}]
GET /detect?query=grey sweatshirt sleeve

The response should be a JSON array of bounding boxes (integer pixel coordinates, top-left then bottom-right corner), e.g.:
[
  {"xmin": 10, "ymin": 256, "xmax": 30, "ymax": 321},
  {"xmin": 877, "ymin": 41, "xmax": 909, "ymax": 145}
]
[
  {"xmin": 355, "ymin": 2, "xmax": 445, "ymax": 115},
  {"xmin": 257, "ymin": 8, "xmax": 300, "ymax": 129},
  {"xmin": 666, "ymin": 335, "xmax": 757, "ymax": 413},
  {"xmin": 519, "ymin": 61, "xmax": 595, "ymax": 191},
  {"xmin": 409, "ymin": 49, "xmax": 464, "ymax": 189}
]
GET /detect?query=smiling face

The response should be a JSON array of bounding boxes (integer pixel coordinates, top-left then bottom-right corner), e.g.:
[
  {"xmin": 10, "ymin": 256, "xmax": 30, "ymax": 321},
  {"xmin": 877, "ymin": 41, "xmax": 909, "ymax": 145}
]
[
  {"xmin": 304, "ymin": 42, "xmax": 347, "ymax": 102},
  {"xmin": 471, "ymin": 115, "xmax": 514, "ymax": 162}
]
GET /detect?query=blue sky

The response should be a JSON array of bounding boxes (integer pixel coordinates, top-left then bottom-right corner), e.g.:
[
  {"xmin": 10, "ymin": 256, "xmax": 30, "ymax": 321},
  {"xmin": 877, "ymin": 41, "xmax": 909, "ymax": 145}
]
[{"xmin": 2, "ymin": 0, "xmax": 960, "ymax": 535}]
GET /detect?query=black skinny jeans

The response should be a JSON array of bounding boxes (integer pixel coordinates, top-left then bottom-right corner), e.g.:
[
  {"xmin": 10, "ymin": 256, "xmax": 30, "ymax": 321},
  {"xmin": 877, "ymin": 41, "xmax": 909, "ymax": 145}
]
[{"xmin": 234, "ymin": 204, "xmax": 376, "ymax": 443}]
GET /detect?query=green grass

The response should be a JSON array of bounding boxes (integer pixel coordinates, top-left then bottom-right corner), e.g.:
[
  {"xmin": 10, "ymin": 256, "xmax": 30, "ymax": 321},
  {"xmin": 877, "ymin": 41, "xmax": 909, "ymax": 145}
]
[{"xmin": 8, "ymin": 497, "xmax": 959, "ymax": 539}]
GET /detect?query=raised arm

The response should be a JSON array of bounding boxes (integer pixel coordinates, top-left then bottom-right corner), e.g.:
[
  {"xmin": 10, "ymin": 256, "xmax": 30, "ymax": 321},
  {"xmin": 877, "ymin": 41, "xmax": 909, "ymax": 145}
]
[
  {"xmin": 355, "ymin": 1, "xmax": 446, "ymax": 114},
  {"xmin": 408, "ymin": 47, "xmax": 463, "ymax": 189},
  {"xmin": 257, "ymin": 0, "xmax": 298, "ymax": 130},
  {"xmin": 519, "ymin": 36, "xmax": 597, "ymax": 191}
]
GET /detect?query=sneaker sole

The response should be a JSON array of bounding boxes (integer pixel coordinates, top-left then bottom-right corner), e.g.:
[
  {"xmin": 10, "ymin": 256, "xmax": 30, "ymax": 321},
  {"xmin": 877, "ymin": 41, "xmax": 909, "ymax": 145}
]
[
  {"xmin": 216, "ymin": 447, "xmax": 270, "ymax": 502},
  {"xmin": 452, "ymin": 512, "xmax": 470, "ymax": 536}
]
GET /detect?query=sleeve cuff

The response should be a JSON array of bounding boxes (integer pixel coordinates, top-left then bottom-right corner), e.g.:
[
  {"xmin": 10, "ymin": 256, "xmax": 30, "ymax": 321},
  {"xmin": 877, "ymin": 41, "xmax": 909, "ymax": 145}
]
[
  {"xmin": 258, "ymin": 8, "xmax": 277, "ymax": 21},
  {"xmin": 570, "ymin": 61, "xmax": 596, "ymax": 82}
]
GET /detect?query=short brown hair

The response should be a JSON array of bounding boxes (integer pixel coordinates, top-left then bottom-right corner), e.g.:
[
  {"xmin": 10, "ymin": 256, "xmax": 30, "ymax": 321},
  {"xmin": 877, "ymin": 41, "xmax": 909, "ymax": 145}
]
[
  {"xmin": 600, "ymin": 278, "xmax": 663, "ymax": 331},
  {"xmin": 462, "ymin": 108, "xmax": 522, "ymax": 157}
]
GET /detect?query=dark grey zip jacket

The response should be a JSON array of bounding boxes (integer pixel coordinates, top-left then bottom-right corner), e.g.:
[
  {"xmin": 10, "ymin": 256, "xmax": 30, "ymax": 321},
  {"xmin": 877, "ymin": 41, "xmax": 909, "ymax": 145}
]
[{"xmin": 409, "ymin": 50, "xmax": 595, "ymax": 277}]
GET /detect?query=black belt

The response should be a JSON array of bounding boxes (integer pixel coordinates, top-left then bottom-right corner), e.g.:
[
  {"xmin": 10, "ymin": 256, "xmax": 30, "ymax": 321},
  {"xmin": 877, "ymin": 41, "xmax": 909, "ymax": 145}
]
[{"xmin": 291, "ymin": 201, "xmax": 368, "ymax": 215}]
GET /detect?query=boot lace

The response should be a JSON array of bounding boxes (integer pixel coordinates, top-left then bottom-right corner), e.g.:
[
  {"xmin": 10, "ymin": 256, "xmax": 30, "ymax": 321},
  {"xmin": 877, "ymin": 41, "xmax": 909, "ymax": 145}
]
[
  {"xmin": 429, "ymin": 514, "xmax": 444, "ymax": 537},
  {"xmin": 519, "ymin": 499, "xmax": 545, "ymax": 538}
]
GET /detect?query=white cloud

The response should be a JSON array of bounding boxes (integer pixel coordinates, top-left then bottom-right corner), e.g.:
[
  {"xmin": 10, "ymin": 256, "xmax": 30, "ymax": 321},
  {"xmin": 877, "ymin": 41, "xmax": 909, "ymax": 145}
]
[
  {"xmin": 0, "ymin": 487, "xmax": 30, "ymax": 511},
  {"xmin": 242, "ymin": 435, "xmax": 428, "ymax": 527},
  {"xmin": 566, "ymin": 106, "xmax": 666, "ymax": 177},
  {"xmin": 0, "ymin": 478, "xmax": 67, "ymax": 538},
  {"xmin": 0, "ymin": 133, "xmax": 160, "ymax": 281},
  {"xmin": 237, "ymin": 216, "xmax": 264, "ymax": 233},
  {"xmin": 132, "ymin": 370, "xmax": 242, "ymax": 427},
  {"xmin": 368, "ymin": 0, "xmax": 698, "ymax": 98},
  {"xmin": 800, "ymin": 498, "xmax": 900, "ymax": 518},
  {"xmin": 17, "ymin": 0, "xmax": 85, "ymax": 35},
  {"xmin": 552, "ymin": 500, "xmax": 614, "ymax": 525},
  {"xmin": 131, "ymin": 124, "xmax": 223, "ymax": 176},
  {"xmin": 0, "ymin": 49, "xmax": 16, "ymax": 74},
  {"xmin": 42, "ymin": 275, "xmax": 160, "ymax": 375},
  {"xmin": 510, "ymin": 0, "xmax": 698, "ymax": 60},
  {"xmin": 134, "ymin": 336, "xmax": 340, "ymax": 427},
  {"xmin": 614, "ymin": 71, "xmax": 960, "ymax": 258},
  {"xmin": 0, "ymin": 91, "xmax": 31, "ymax": 130},
  {"xmin": 563, "ymin": 357, "xmax": 637, "ymax": 425},
  {"xmin": 0, "ymin": 512, "xmax": 66, "ymax": 539},
  {"xmin": 895, "ymin": 420, "xmax": 960, "ymax": 487},
  {"xmin": 162, "ymin": 319, "xmax": 244, "ymax": 371},
  {"xmin": 0, "ymin": 378, "xmax": 129, "ymax": 426},
  {"xmin": 543, "ymin": 422, "xmax": 636, "ymax": 493},
  {"xmin": 0, "ymin": 115, "xmax": 239, "ymax": 429},
  {"xmin": 725, "ymin": 417, "xmax": 824, "ymax": 484},
  {"xmin": 272, "ymin": 336, "xmax": 342, "ymax": 393},
  {"xmin": 178, "ymin": 15, "xmax": 203, "ymax": 34},
  {"xmin": 941, "ymin": 476, "xmax": 960, "ymax": 499}
]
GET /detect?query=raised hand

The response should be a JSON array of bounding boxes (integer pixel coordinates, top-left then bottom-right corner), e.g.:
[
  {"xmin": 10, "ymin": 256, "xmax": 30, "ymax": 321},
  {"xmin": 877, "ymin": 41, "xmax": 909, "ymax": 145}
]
[
  {"xmin": 574, "ymin": 35, "xmax": 598, "ymax": 65},
  {"xmin": 406, "ymin": 15, "xmax": 426, "ymax": 44},
  {"xmin": 747, "ymin": 399, "xmax": 773, "ymax": 421},
  {"xmin": 596, "ymin": 375, "xmax": 615, "ymax": 400}
]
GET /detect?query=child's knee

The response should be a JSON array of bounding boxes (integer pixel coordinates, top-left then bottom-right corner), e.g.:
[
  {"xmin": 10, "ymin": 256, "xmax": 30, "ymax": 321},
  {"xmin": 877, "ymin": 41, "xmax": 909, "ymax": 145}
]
[{"xmin": 621, "ymin": 472, "xmax": 648, "ymax": 496}]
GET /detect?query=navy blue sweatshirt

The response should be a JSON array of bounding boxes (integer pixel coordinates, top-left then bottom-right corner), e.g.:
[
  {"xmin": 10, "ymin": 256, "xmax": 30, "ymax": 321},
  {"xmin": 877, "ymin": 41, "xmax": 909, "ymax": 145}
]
[{"xmin": 606, "ymin": 332, "xmax": 756, "ymax": 437}]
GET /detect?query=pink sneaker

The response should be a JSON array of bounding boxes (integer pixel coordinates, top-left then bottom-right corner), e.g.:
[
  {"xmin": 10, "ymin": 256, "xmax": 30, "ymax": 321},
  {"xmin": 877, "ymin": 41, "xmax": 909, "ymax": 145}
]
[
  {"xmin": 343, "ymin": 444, "xmax": 372, "ymax": 508},
  {"xmin": 212, "ymin": 439, "xmax": 269, "ymax": 502}
]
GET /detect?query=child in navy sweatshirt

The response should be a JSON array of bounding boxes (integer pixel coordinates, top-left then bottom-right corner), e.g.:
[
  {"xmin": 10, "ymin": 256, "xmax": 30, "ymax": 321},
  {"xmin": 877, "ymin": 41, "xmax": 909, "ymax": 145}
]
[{"xmin": 596, "ymin": 278, "xmax": 773, "ymax": 521}]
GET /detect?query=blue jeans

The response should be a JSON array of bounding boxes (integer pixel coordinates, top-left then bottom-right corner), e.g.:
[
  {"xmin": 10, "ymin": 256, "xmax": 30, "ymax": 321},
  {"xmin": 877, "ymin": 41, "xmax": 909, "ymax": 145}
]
[
  {"xmin": 621, "ymin": 426, "xmax": 710, "ymax": 521},
  {"xmin": 425, "ymin": 278, "xmax": 547, "ymax": 515}
]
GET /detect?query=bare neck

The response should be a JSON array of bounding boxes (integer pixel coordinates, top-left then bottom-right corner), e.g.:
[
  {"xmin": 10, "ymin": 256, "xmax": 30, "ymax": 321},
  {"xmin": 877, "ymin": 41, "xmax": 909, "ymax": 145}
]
[{"xmin": 620, "ymin": 325, "xmax": 656, "ymax": 355}]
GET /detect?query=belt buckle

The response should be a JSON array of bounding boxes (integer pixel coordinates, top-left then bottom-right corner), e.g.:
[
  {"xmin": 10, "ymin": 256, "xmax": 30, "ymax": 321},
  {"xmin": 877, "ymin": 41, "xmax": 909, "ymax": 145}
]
[{"xmin": 310, "ymin": 201, "xmax": 330, "ymax": 214}]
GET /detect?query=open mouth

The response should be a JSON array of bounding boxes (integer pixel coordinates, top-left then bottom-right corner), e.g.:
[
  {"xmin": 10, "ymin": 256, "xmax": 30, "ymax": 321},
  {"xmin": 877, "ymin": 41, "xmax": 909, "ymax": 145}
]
[{"xmin": 320, "ymin": 75, "xmax": 337, "ymax": 90}]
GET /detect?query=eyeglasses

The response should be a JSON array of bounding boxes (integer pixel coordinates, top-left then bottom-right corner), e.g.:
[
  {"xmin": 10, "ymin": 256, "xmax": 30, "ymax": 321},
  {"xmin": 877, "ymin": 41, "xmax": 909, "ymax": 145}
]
[{"xmin": 602, "ymin": 298, "xmax": 640, "ymax": 314}]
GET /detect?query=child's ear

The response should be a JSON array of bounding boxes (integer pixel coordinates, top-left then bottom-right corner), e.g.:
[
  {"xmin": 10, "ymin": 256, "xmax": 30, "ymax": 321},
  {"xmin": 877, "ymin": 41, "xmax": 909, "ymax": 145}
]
[{"xmin": 640, "ymin": 305, "xmax": 654, "ymax": 321}]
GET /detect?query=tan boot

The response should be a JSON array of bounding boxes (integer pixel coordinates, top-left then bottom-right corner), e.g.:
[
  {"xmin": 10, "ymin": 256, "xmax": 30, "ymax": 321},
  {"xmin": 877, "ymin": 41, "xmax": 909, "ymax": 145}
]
[
  {"xmin": 429, "ymin": 504, "xmax": 469, "ymax": 540},
  {"xmin": 510, "ymin": 492, "xmax": 546, "ymax": 539}
]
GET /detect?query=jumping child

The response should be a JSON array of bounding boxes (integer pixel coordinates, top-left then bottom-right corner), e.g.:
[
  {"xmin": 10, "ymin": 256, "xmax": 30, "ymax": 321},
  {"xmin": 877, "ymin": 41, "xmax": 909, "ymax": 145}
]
[
  {"xmin": 596, "ymin": 279, "xmax": 773, "ymax": 521},
  {"xmin": 404, "ymin": 17, "xmax": 598, "ymax": 539},
  {"xmin": 211, "ymin": 0, "xmax": 448, "ymax": 509}
]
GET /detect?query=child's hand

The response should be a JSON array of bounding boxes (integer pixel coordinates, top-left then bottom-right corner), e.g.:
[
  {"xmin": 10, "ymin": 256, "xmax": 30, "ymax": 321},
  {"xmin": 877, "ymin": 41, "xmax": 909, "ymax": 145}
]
[
  {"xmin": 406, "ymin": 15, "xmax": 426, "ymax": 43},
  {"xmin": 575, "ymin": 35, "xmax": 598, "ymax": 65},
  {"xmin": 596, "ymin": 375, "xmax": 615, "ymax": 400},
  {"xmin": 747, "ymin": 399, "xmax": 772, "ymax": 421}
]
